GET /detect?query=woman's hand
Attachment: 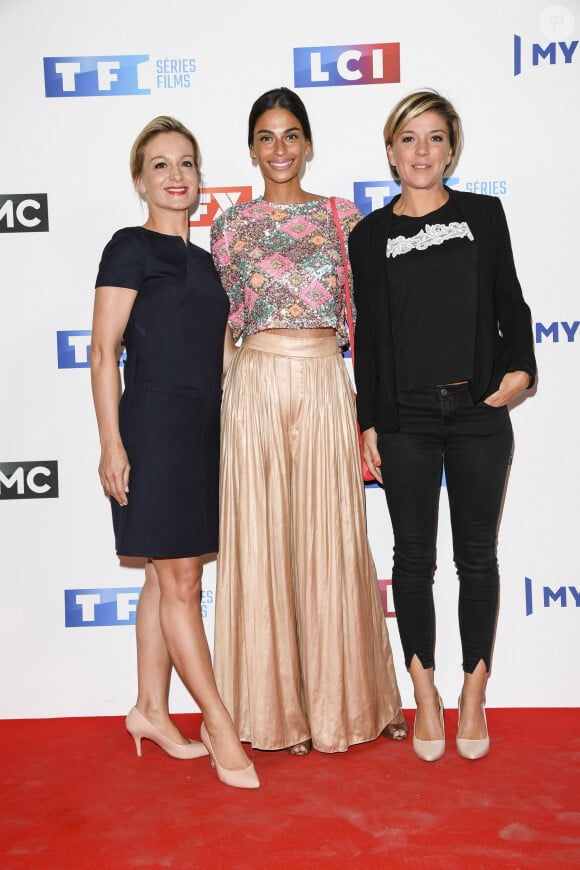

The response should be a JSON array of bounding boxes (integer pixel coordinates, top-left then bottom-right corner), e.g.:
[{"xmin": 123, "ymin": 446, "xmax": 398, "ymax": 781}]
[
  {"xmin": 98, "ymin": 442, "xmax": 130, "ymax": 506},
  {"xmin": 362, "ymin": 426, "xmax": 383, "ymax": 484},
  {"xmin": 484, "ymin": 370, "xmax": 530, "ymax": 407}
]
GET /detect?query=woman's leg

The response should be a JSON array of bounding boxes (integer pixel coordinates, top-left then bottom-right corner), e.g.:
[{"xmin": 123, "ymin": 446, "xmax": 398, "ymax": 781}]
[
  {"xmin": 152, "ymin": 554, "xmax": 251, "ymax": 770},
  {"xmin": 444, "ymin": 398, "xmax": 513, "ymax": 740},
  {"xmin": 133, "ymin": 559, "xmax": 189, "ymax": 744},
  {"xmin": 378, "ymin": 388, "xmax": 446, "ymax": 742}
]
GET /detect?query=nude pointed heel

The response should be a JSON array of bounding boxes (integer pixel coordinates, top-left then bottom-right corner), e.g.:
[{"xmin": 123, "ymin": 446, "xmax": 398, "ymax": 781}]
[
  {"xmin": 125, "ymin": 706, "xmax": 209, "ymax": 760},
  {"xmin": 200, "ymin": 722, "xmax": 260, "ymax": 789},
  {"xmin": 412, "ymin": 690, "xmax": 446, "ymax": 762},
  {"xmin": 456, "ymin": 696, "xmax": 490, "ymax": 760}
]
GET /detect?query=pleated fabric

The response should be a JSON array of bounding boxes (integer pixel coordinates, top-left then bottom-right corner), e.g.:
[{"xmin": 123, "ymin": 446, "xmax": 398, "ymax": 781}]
[{"xmin": 214, "ymin": 332, "xmax": 403, "ymax": 752}]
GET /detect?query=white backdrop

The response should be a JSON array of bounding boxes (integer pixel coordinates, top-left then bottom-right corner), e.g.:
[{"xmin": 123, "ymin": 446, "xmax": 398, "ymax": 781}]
[{"xmin": 1, "ymin": 0, "xmax": 578, "ymax": 718}]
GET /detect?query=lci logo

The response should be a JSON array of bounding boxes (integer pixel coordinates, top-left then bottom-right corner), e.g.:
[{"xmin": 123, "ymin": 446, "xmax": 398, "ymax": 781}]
[
  {"xmin": 43, "ymin": 55, "xmax": 197, "ymax": 97},
  {"xmin": 535, "ymin": 321, "xmax": 579, "ymax": 342},
  {"xmin": 190, "ymin": 187, "xmax": 253, "ymax": 228},
  {"xmin": 0, "ymin": 194, "xmax": 49, "ymax": 233},
  {"xmin": 57, "ymin": 331, "xmax": 126, "ymax": 368},
  {"xmin": 0, "ymin": 461, "xmax": 59, "ymax": 500},
  {"xmin": 294, "ymin": 43, "xmax": 400, "ymax": 88},
  {"xmin": 378, "ymin": 579, "xmax": 396, "ymax": 618},
  {"xmin": 524, "ymin": 577, "xmax": 580, "ymax": 615},
  {"xmin": 65, "ymin": 588, "xmax": 214, "ymax": 626},
  {"xmin": 514, "ymin": 6, "xmax": 578, "ymax": 75}
]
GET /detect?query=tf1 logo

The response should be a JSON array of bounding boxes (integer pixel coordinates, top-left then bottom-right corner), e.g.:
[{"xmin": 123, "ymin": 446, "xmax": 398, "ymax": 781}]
[
  {"xmin": 44, "ymin": 55, "xmax": 150, "ymax": 97},
  {"xmin": 65, "ymin": 588, "xmax": 141, "ymax": 627},
  {"xmin": 294, "ymin": 43, "xmax": 400, "ymax": 88},
  {"xmin": 65, "ymin": 587, "xmax": 215, "ymax": 625},
  {"xmin": 0, "ymin": 194, "xmax": 49, "ymax": 233},
  {"xmin": 0, "ymin": 461, "xmax": 59, "ymax": 500},
  {"xmin": 190, "ymin": 187, "xmax": 253, "ymax": 228},
  {"xmin": 57, "ymin": 331, "xmax": 126, "ymax": 368}
]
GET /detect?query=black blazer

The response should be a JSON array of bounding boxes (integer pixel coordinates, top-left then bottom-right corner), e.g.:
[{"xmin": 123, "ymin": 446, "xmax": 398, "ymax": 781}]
[{"xmin": 348, "ymin": 187, "xmax": 537, "ymax": 434}]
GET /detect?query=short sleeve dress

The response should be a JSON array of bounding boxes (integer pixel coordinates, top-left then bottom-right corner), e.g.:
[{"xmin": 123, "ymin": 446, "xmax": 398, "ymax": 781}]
[{"xmin": 95, "ymin": 226, "xmax": 229, "ymax": 558}]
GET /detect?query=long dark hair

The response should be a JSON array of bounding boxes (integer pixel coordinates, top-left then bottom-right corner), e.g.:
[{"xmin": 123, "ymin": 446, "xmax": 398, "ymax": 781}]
[{"xmin": 247, "ymin": 87, "xmax": 312, "ymax": 148}]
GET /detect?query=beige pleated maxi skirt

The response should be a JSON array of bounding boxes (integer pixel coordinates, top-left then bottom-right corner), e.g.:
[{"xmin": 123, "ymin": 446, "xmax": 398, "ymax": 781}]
[{"xmin": 214, "ymin": 331, "xmax": 402, "ymax": 752}]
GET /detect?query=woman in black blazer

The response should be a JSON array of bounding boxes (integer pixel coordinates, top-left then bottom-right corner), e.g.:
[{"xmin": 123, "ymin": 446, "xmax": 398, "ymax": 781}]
[{"xmin": 349, "ymin": 90, "xmax": 536, "ymax": 762}]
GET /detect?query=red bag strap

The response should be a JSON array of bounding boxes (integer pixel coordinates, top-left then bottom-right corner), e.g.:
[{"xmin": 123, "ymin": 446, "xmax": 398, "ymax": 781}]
[{"xmin": 329, "ymin": 196, "xmax": 355, "ymax": 368}]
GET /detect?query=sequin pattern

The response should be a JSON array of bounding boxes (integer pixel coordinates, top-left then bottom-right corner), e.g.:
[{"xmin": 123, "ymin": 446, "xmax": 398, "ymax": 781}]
[{"xmin": 210, "ymin": 197, "xmax": 361, "ymax": 346}]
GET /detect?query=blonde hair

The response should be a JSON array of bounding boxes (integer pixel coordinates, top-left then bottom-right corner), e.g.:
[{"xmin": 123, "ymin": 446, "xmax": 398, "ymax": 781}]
[
  {"xmin": 383, "ymin": 89, "xmax": 463, "ymax": 181},
  {"xmin": 129, "ymin": 116, "xmax": 201, "ymax": 183}
]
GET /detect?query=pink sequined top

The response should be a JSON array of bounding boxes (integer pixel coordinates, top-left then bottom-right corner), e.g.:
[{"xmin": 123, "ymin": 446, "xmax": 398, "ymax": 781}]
[{"xmin": 210, "ymin": 196, "xmax": 361, "ymax": 347}]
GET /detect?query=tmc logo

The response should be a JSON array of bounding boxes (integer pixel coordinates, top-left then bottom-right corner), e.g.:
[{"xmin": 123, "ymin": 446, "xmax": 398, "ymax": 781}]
[
  {"xmin": 0, "ymin": 461, "xmax": 59, "ymax": 500},
  {"xmin": 0, "ymin": 194, "xmax": 48, "ymax": 233},
  {"xmin": 525, "ymin": 577, "xmax": 580, "ymax": 615},
  {"xmin": 294, "ymin": 43, "xmax": 400, "ymax": 88},
  {"xmin": 535, "ymin": 321, "xmax": 579, "ymax": 343},
  {"xmin": 57, "ymin": 331, "xmax": 126, "ymax": 368},
  {"xmin": 44, "ymin": 55, "xmax": 150, "ymax": 97},
  {"xmin": 65, "ymin": 587, "xmax": 214, "ymax": 626},
  {"xmin": 189, "ymin": 187, "xmax": 253, "ymax": 228},
  {"xmin": 514, "ymin": 35, "xmax": 577, "ymax": 75}
]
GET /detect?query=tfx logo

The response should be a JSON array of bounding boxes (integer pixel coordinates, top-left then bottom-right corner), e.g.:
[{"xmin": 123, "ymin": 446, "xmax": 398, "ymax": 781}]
[
  {"xmin": 0, "ymin": 194, "xmax": 48, "ymax": 233},
  {"xmin": 524, "ymin": 577, "xmax": 580, "ymax": 615},
  {"xmin": 44, "ymin": 56, "xmax": 150, "ymax": 97},
  {"xmin": 190, "ymin": 187, "xmax": 253, "ymax": 228},
  {"xmin": 353, "ymin": 177, "xmax": 459, "ymax": 216},
  {"xmin": 57, "ymin": 331, "xmax": 126, "ymax": 368},
  {"xmin": 378, "ymin": 580, "xmax": 396, "ymax": 618},
  {"xmin": 294, "ymin": 43, "xmax": 400, "ymax": 88},
  {"xmin": 513, "ymin": 35, "xmax": 578, "ymax": 75},
  {"xmin": 65, "ymin": 587, "xmax": 214, "ymax": 626},
  {"xmin": 0, "ymin": 461, "xmax": 59, "ymax": 500},
  {"xmin": 535, "ymin": 321, "xmax": 579, "ymax": 343}
]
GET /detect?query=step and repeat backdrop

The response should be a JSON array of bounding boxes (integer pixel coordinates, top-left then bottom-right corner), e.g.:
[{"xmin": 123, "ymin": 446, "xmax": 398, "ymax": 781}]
[{"xmin": 1, "ymin": 0, "xmax": 578, "ymax": 718}]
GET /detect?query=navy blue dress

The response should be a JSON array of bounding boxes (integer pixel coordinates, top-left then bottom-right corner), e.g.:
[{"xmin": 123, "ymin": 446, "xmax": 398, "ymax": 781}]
[{"xmin": 95, "ymin": 226, "xmax": 229, "ymax": 558}]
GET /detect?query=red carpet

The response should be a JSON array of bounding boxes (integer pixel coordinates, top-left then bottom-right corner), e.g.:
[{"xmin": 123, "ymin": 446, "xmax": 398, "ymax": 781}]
[{"xmin": 1, "ymin": 710, "xmax": 579, "ymax": 869}]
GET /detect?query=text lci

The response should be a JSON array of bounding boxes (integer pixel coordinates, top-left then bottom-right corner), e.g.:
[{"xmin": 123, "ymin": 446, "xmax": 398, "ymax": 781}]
[{"xmin": 294, "ymin": 43, "xmax": 399, "ymax": 88}]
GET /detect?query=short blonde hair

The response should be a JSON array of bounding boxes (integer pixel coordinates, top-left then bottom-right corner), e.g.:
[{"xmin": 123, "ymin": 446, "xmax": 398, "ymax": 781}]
[
  {"xmin": 129, "ymin": 116, "xmax": 201, "ymax": 183},
  {"xmin": 383, "ymin": 89, "xmax": 463, "ymax": 181}
]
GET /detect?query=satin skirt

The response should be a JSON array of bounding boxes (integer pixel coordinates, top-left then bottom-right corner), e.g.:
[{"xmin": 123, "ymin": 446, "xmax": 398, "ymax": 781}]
[{"xmin": 214, "ymin": 332, "xmax": 402, "ymax": 752}]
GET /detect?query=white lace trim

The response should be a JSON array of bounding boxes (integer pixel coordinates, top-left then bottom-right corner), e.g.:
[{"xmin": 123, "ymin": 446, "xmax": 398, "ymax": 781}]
[{"xmin": 387, "ymin": 221, "xmax": 474, "ymax": 258}]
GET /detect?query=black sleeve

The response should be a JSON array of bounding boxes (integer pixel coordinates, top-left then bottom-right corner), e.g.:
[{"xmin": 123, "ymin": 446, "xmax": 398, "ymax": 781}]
[
  {"xmin": 349, "ymin": 221, "xmax": 377, "ymax": 432},
  {"xmin": 491, "ymin": 198, "xmax": 537, "ymax": 387},
  {"xmin": 95, "ymin": 228, "xmax": 146, "ymax": 291}
]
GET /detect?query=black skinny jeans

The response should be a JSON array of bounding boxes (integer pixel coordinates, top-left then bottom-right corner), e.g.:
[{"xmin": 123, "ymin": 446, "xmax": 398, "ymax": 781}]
[{"xmin": 378, "ymin": 383, "xmax": 513, "ymax": 674}]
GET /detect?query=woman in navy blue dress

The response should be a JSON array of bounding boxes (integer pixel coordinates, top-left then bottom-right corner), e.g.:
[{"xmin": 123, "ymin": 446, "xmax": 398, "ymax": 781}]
[{"xmin": 90, "ymin": 116, "xmax": 259, "ymax": 788}]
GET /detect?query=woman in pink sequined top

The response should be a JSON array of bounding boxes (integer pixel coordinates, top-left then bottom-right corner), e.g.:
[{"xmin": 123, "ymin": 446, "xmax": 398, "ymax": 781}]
[{"xmin": 210, "ymin": 87, "xmax": 407, "ymax": 755}]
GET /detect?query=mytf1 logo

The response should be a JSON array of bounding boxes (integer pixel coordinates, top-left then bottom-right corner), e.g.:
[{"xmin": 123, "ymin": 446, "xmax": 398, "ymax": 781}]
[
  {"xmin": 524, "ymin": 577, "xmax": 580, "ymax": 615},
  {"xmin": 353, "ymin": 178, "xmax": 459, "ymax": 217},
  {"xmin": 189, "ymin": 187, "xmax": 253, "ymax": 228},
  {"xmin": 57, "ymin": 331, "xmax": 126, "ymax": 368},
  {"xmin": 535, "ymin": 321, "xmax": 579, "ymax": 343},
  {"xmin": 514, "ymin": 6, "xmax": 578, "ymax": 76},
  {"xmin": 0, "ymin": 461, "xmax": 59, "ymax": 500},
  {"xmin": 65, "ymin": 587, "xmax": 214, "ymax": 626},
  {"xmin": 0, "ymin": 194, "xmax": 49, "ymax": 233},
  {"xmin": 43, "ymin": 55, "xmax": 197, "ymax": 97},
  {"xmin": 294, "ymin": 43, "xmax": 400, "ymax": 88}
]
